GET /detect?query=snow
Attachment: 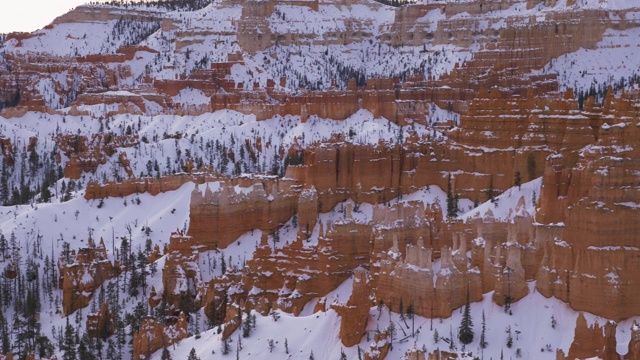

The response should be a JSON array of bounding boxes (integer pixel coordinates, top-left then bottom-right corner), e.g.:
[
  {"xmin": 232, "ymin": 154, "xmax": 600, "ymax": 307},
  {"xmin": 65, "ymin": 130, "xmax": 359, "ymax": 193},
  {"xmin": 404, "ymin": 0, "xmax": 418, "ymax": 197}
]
[
  {"xmin": 459, "ymin": 177, "xmax": 542, "ymax": 223},
  {"xmin": 538, "ymin": 27, "xmax": 640, "ymax": 93},
  {"xmin": 157, "ymin": 280, "xmax": 640, "ymax": 360},
  {"xmin": 173, "ymin": 88, "xmax": 211, "ymax": 105}
]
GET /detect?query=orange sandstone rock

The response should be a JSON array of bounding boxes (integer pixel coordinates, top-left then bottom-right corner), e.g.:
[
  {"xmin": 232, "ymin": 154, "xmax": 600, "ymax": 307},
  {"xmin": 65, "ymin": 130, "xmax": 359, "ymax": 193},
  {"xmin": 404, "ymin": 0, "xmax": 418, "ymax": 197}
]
[{"xmin": 331, "ymin": 269, "xmax": 371, "ymax": 347}]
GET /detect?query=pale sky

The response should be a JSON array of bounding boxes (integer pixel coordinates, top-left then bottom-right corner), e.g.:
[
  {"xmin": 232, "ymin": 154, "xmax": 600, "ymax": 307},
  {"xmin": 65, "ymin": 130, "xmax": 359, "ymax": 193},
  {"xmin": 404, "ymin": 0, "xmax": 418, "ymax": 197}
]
[{"xmin": 0, "ymin": 1, "xmax": 95, "ymax": 34}]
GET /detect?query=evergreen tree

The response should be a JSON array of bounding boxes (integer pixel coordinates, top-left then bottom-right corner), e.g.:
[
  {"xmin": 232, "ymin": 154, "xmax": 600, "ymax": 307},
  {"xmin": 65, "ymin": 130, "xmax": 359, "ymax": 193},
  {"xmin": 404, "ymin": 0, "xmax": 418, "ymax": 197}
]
[
  {"xmin": 161, "ymin": 347, "xmax": 171, "ymax": 360},
  {"xmin": 514, "ymin": 170, "xmax": 522, "ymax": 190},
  {"xmin": 458, "ymin": 288, "xmax": 474, "ymax": 345},
  {"xmin": 448, "ymin": 325, "xmax": 456, "ymax": 351},
  {"xmin": 78, "ymin": 337, "xmax": 96, "ymax": 360},
  {"xmin": 36, "ymin": 335, "xmax": 55, "ymax": 359},
  {"xmin": 62, "ymin": 317, "xmax": 77, "ymax": 360},
  {"xmin": 187, "ymin": 347, "xmax": 200, "ymax": 360},
  {"xmin": 506, "ymin": 325, "xmax": 513, "ymax": 348},
  {"xmin": 387, "ymin": 322, "xmax": 396, "ymax": 350},
  {"xmin": 446, "ymin": 173, "xmax": 459, "ymax": 218},
  {"xmin": 0, "ymin": 308, "xmax": 9, "ymax": 354},
  {"xmin": 485, "ymin": 175, "xmax": 496, "ymax": 203},
  {"xmin": 221, "ymin": 337, "xmax": 231, "ymax": 355},
  {"xmin": 105, "ymin": 339, "xmax": 117, "ymax": 360},
  {"xmin": 480, "ymin": 310, "xmax": 488, "ymax": 349},
  {"xmin": 242, "ymin": 308, "xmax": 253, "ymax": 338}
]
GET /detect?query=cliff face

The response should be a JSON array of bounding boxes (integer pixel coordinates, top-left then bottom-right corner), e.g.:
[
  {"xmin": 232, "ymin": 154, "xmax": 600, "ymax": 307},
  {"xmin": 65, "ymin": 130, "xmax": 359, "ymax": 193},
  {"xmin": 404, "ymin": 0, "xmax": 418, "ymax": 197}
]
[
  {"xmin": 536, "ymin": 91, "xmax": 640, "ymax": 321},
  {"xmin": 243, "ymin": 219, "xmax": 372, "ymax": 315},
  {"xmin": 132, "ymin": 312, "xmax": 188, "ymax": 360},
  {"xmin": 331, "ymin": 269, "xmax": 371, "ymax": 347},
  {"xmin": 567, "ymin": 313, "xmax": 618, "ymax": 360},
  {"xmin": 187, "ymin": 179, "xmax": 299, "ymax": 249},
  {"xmin": 375, "ymin": 236, "xmax": 482, "ymax": 319}
]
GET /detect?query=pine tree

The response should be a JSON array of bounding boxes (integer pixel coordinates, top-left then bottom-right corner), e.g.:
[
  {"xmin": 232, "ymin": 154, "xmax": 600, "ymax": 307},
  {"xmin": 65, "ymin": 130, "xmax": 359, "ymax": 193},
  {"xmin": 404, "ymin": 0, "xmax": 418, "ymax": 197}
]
[
  {"xmin": 480, "ymin": 310, "xmax": 488, "ymax": 349},
  {"xmin": 399, "ymin": 297, "xmax": 408, "ymax": 328},
  {"xmin": 387, "ymin": 322, "xmax": 396, "ymax": 350},
  {"xmin": 62, "ymin": 317, "xmax": 77, "ymax": 360},
  {"xmin": 242, "ymin": 308, "xmax": 252, "ymax": 338},
  {"xmin": 161, "ymin": 347, "xmax": 171, "ymax": 360},
  {"xmin": 221, "ymin": 337, "xmax": 231, "ymax": 355},
  {"xmin": 78, "ymin": 337, "xmax": 96, "ymax": 360},
  {"xmin": 458, "ymin": 288, "xmax": 474, "ymax": 345},
  {"xmin": 446, "ymin": 173, "xmax": 457, "ymax": 218},
  {"xmin": 514, "ymin": 170, "xmax": 522, "ymax": 190},
  {"xmin": 506, "ymin": 325, "xmax": 513, "ymax": 348},
  {"xmin": 187, "ymin": 347, "xmax": 200, "ymax": 360},
  {"xmin": 340, "ymin": 348, "xmax": 347, "ymax": 360}
]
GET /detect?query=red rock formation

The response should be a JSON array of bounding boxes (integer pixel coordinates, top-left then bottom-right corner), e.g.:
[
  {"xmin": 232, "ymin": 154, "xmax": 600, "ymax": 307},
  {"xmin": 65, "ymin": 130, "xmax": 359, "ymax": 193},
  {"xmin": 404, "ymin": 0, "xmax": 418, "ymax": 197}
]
[
  {"xmin": 364, "ymin": 332, "xmax": 391, "ymax": 360},
  {"xmin": 54, "ymin": 132, "xmax": 138, "ymax": 179},
  {"xmin": 132, "ymin": 312, "xmax": 188, "ymax": 360},
  {"xmin": 627, "ymin": 322, "xmax": 640, "ymax": 360},
  {"xmin": 85, "ymin": 173, "xmax": 220, "ymax": 200},
  {"xmin": 492, "ymin": 245, "xmax": 529, "ymax": 307},
  {"xmin": 161, "ymin": 243, "xmax": 206, "ymax": 309},
  {"xmin": 244, "ymin": 218, "xmax": 372, "ymax": 315},
  {"xmin": 187, "ymin": 178, "xmax": 299, "ymax": 249},
  {"xmin": 536, "ymin": 91, "xmax": 640, "ymax": 321},
  {"xmin": 2, "ymin": 257, "xmax": 18, "ymax": 279},
  {"xmin": 375, "ymin": 236, "xmax": 482, "ymax": 319},
  {"xmin": 58, "ymin": 239, "xmax": 118, "ymax": 315},
  {"xmin": 331, "ymin": 269, "xmax": 370, "ymax": 347},
  {"xmin": 568, "ymin": 312, "xmax": 618, "ymax": 360},
  {"xmin": 221, "ymin": 303, "xmax": 242, "ymax": 340},
  {"xmin": 86, "ymin": 301, "xmax": 115, "ymax": 339},
  {"xmin": 405, "ymin": 348, "xmax": 427, "ymax": 360},
  {"xmin": 0, "ymin": 136, "xmax": 14, "ymax": 166}
]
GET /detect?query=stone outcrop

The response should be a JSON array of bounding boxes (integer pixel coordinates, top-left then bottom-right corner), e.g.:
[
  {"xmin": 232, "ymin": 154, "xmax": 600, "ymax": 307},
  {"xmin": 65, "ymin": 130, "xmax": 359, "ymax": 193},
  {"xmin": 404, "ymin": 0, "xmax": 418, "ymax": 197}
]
[
  {"xmin": 161, "ymin": 241, "xmax": 206, "ymax": 309},
  {"xmin": 536, "ymin": 91, "xmax": 640, "ymax": 321},
  {"xmin": 331, "ymin": 269, "xmax": 370, "ymax": 347},
  {"xmin": 492, "ymin": 245, "xmax": 528, "ymax": 306},
  {"xmin": 0, "ymin": 136, "xmax": 14, "ymax": 166},
  {"xmin": 187, "ymin": 178, "xmax": 299, "ymax": 249},
  {"xmin": 58, "ymin": 239, "xmax": 119, "ymax": 315},
  {"xmin": 567, "ymin": 312, "xmax": 618, "ymax": 360},
  {"xmin": 627, "ymin": 322, "xmax": 640, "ymax": 360},
  {"xmin": 132, "ymin": 312, "xmax": 188, "ymax": 360},
  {"xmin": 375, "ymin": 236, "xmax": 482, "ymax": 319},
  {"xmin": 85, "ymin": 173, "xmax": 221, "ymax": 200},
  {"xmin": 55, "ymin": 132, "xmax": 138, "ymax": 179},
  {"xmin": 243, "ymin": 217, "xmax": 372, "ymax": 315},
  {"xmin": 86, "ymin": 301, "xmax": 115, "ymax": 339},
  {"xmin": 405, "ymin": 348, "xmax": 427, "ymax": 360},
  {"xmin": 3, "ymin": 2, "xmax": 640, "ymax": 359},
  {"xmin": 364, "ymin": 332, "xmax": 391, "ymax": 360}
]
